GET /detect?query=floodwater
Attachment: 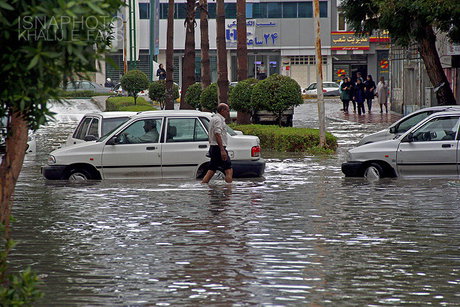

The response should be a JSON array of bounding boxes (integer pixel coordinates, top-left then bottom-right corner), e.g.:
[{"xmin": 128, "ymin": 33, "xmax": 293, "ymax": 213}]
[{"xmin": 10, "ymin": 100, "xmax": 460, "ymax": 306}]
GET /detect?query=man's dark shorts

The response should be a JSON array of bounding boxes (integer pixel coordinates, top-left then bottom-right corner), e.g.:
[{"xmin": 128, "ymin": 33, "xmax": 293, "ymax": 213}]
[{"xmin": 208, "ymin": 145, "xmax": 232, "ymax": 171}]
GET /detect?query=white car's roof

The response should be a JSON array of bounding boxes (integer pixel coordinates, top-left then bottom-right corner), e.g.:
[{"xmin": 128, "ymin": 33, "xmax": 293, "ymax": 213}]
[
  {"xmin": 83, "ymin": 111, "xmax": 137, "ymax": 119},
  {"xmin": 134, "ymin": 110, "xmax": 212, "ymax": 119}
]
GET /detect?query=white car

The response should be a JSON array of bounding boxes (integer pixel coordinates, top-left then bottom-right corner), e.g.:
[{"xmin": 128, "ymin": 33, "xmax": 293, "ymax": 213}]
[
  {"xmin": 66, "ymin": 112, "xmax": 136, "ymax": 146},
  {"xmin": 0, "ymin": 118, "xmax": 36, "ymax": 155},
  {"xmin": 43, "ymin": 110, "xmax": 265, "ymax": 180},
  {"xmin": 342, "ymin": 110, "xmax": 460, "ymax": 179},
  {"xmin": 303, "ymin": 82, "xmax": 340, "ymax": 96},
  {"xmin": 357, "ymin": 106, "xmax": 460, "ymax": 146}
]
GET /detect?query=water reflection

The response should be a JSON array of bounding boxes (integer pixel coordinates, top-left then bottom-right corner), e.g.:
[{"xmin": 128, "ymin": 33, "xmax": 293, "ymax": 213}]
[{"xmin": 9, "ymin": 101, "xmax": 460, "ymax": 305}]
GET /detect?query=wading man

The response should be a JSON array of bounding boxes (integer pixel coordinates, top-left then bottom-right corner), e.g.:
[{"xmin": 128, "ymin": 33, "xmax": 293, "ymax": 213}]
[{"xmin": 202, "ymin": 103, "xmax": 233, "ymax": 183}]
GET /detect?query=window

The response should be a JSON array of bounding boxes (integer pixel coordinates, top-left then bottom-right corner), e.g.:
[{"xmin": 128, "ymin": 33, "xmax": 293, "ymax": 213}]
[
  {"xmin": 298, "ymin": 2, "xmax": 312, "ymax": 18},
  {"xmin": 283, "ymin": 3, "xmax": 297, "ymax": 18},
  {"xmin": 80, "ymin": 81, "xmax": 95, "ymax": 90},
  {"xmin": 397, "ymin": 112, "xmax": 432, "ymax": 133},
  {"xmin": 267, "ymin": 3, "xmax": 282, "ymax": 18},
  {"xmin": 246, "ymin": 3, "xmax": 253, "ymax": 18},
  {"xmin": 410, "ymin": 117, "xmax": 460, "ymax": 142},
  {"xmin": 166, "ymin": 118, "xmax": 208, "ymax": 143},
  {"xmin": 253, "ymin": 3, "xmax": 267, "ymax": 18},
  {"xmin": 101, "ymin": 117, "xmax": 131, "ymax": 136},
  {"xmin": 87, "ymin": 119, "xmax": 99, "ymax": 138},
  {"xmin": 119, "ymin": 119, "xmax": 161, "ymax": 144},
  {"xmin": 139, "ymin": 3, "xmax": 149, "ymax": 19},
  {"xmin": 338, "ymin": 11, "xmax": 346, "ymax": 31},
  {"xmin": 176, "ymin": 3, "xmax": 187, "ymax": 19},
  {"xmin": 75, "ymin": 117, "xmax": 92, "ymax": 139},
  {"xmin": 320, "ymin": 1, "xmax": 328, "ymax": 18},
  {"xmin": 225, "ymin": 3, "xmax": 236, "ymax": 19},
  {"xmin": 290, "ymin": 56, "xmax": 308, "ymax": 65}
]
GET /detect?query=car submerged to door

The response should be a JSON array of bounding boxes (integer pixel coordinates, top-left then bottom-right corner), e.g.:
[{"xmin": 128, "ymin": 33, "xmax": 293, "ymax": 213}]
[
  {"xmin": 42, "ymin": 110, "xmax": 265, "ymax": 180},
  {"xmin": 357, "ymin": 106, "xmax": 460, "ymax": 146},
  {"xmin": 342, "ymin": 110, "xmax": 460, "ymax": 179}
]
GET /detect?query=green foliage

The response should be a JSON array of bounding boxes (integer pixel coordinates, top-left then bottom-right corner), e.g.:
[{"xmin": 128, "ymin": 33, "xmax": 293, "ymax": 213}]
[
  {"xmin": 106, "ymin": 97, "xmax": 156, "ymax": 111},
  {"xmin": 184, "ymin": 83, "xmax": 203, "ymax": 110},
  {"xmin": 148, "ymin": 81, "xmax": 179, "ymax": 109},
  {"xmin": 120, "ymin": 70, "xmax": 149, "ymax": 104},
  {"xmin": 200, "ymin": 83, "xmax": 218, "ymax": 112},
  {"xmin": 251, "ymin": 74, "xmax": 302, "ymax": 125},
  {"xmin": 57, "ymin": 90, "xmax": 108, "ymax": 98},
  {"xmin": 340, "ymin": 0, "xmax": 460, "ymax": 46},
  {"xmin": 0, "ymin": 0, "xmax": 124, "ymax": 129},
  {"xmin": 229, "ymin": 124, "xmax": 338, "ymax": 153},
  {"xmin": 229, "ymin": 78, "xmax": 258, "ymax": 114},
  {"xmin": 0, "ymin": 267, "xmax": 43, "ymax": 306}
]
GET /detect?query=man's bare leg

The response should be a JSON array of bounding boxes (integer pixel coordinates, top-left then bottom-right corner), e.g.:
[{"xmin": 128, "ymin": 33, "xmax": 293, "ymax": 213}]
[
  {"xmin": 224, "ymin": 168, "xmax": 233, "ymax": 183},
  {"xmin": 201, "ymin": 170, "xmax": 216, "ymax": 183}
]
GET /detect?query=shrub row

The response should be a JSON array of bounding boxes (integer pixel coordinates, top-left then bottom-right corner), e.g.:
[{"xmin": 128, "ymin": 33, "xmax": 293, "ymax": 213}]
[
  {"xmin": 57, "ymin": 90, "xmax": 109, "ymax": 98},
  {"xmin": 106, "ymin": 97, "xmax": 157, "ymax": 112},
  {"xmin": 229, "ymin": 124, "xmax": 338, "ymax": 153}
]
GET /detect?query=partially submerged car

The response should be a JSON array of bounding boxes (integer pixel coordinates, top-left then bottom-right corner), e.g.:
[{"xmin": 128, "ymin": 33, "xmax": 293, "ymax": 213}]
[
  {"xmin": 0, "ymin": 118, "xmax": 36, "ymax": 155},
  {"xmin": 357, "ymin": 106, "xmax": 460, "ymax": 146},
  {"xmin": 66, "ymin": 112, "xmax": 136, "ymax": 146},
  {"xmin": 342, "ymin": 110, "xmax": 460, "ymax": 179},
  {"xmin": 43, "ymin": 110, "xmax": 265, "ymax": 180}
]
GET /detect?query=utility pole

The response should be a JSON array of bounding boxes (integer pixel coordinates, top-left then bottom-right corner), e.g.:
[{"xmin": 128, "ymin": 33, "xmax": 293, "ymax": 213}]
[
  {"xmin": 123, "ymin": 17, "xmax": 128, "ymax": 74},
  {"xmin": 313, "ymin": 0, "xmax": 326, "ymax": 147},
  {"xmin": 149, "ymin": 0, "xmax": 158, "ymax": 81}
]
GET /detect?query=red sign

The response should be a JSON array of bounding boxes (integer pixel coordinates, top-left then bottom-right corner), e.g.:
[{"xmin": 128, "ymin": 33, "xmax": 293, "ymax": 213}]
[{"xmin": 379, "ymin": 60, "xmax": 389, "ymax": 69}]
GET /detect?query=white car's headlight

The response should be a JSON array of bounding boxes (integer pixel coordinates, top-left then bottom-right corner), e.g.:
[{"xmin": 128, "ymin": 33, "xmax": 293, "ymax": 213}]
[
  {"xmin": 345, "ymin": 150, "xmax": 352, "ymax": 162},
  {"xmin": 48, "ymin": 155, "xmax": 56, "ymax": 165}
]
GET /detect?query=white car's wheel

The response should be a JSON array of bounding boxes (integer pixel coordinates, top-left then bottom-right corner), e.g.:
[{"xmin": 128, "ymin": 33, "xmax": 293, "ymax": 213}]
[
  {"xmin": 364, "ymin": 163, "xmax": 383, "ymax": 180},
  {"xmin": 68, "ymin": 169, "xmax": 91, "ymax": 181}
]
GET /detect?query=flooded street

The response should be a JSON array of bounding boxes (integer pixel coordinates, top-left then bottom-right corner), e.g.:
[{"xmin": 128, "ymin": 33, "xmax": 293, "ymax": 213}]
[{"xmin": 11, "ymin": 100, "xmax": 460, "ymax": 306}]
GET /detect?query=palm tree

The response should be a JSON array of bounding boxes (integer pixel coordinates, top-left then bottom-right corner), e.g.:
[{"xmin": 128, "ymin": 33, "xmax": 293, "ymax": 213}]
[
  {"xmin": 215, "ymin": 0, "xmax": 229, "ymax": 105},
  {"xmin": 236, "ymin": 0, "xmax": 251, "ymax": 124},
  {"xmin": 199, "ymin": 0, "xmax": 211, "ymax": 88},
  {"xmin": 180, "ymin": 0, "xmax": 196, "ymax": 109},
  {"xmin": 165, "ymin": 0, "xmax": 175, "ymax": 110}
]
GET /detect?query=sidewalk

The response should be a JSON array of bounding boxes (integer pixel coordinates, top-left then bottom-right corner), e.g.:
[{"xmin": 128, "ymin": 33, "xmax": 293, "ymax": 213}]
[{"xmin": 327, "ymin": 99, "xmax": 402, "ymax": 125}]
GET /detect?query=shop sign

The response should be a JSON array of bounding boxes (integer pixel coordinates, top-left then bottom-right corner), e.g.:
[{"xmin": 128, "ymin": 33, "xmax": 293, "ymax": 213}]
[
  {"xmin": 331, "ymin": 32, "xmax": 369, "ymax": 50},
  {"xmin": 226, "ymin": 19, "xmax": 280, "ymax": 48},
  {"xmin": 370, "ymin": 30, "xmax": 390, "ymax": 43}
]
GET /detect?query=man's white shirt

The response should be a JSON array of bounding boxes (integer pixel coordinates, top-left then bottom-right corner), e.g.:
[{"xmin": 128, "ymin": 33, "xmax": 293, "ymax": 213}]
[{"xmin": 209, "ymin": 113, "xmax": 228, "ymax": 146}]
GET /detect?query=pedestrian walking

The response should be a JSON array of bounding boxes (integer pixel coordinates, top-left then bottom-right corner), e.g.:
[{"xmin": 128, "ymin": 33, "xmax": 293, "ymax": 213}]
[
  {"xmin": 340, "ymin": 77, "xmax": 353, "ymax": 113},
  {"xmin": 364, "ymin": 75, "xmax": 376, "ymax": 112},
  {"xmin": 376, "ymin": 76, "xmax": 389, "ymax": 113},
  {"xmin": 201, "ymin": 103, "xmax": 233, "ymax": 183},
  {"xmin": 156, "ymin": 64, "xmax": 166, "ymax": 80},
  {"xmin": 350, "ymin": 72, "xmax": 363, "ymax": 112},
  {"xmin": 257, "ymin": 62, "xmax": 267, "ymax": 80},
  {"xmin": 353, "ymin": 78, "xmax": 366, "ymax": 115}
]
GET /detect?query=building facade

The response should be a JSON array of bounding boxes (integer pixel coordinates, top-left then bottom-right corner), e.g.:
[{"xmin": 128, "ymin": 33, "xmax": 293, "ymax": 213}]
[{"xmin": 103, "ymin": 0, "xmax": 390, "ymax": 92}]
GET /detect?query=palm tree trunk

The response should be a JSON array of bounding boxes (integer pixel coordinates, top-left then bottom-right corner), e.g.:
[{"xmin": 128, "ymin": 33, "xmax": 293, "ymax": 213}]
[
  {"xmin": 165, "ymin": 0, "xmax": 175, "ymax": 110},
  {"xmin": 180, "ymin": 0, "xmax": 196, "ymax": 109},
  {"xmin": 199, "ymin": 0, "xmax": 211, "ymax": 88},
  {"xmin": 216, "ymin": 0, "xmax": 229, "ymax": 105},
  {"xmin": 417, "ymin": 25, "xmax": 457, "ymax": 105},
  {"xmin": 236, "ymin": 0, "xmax": 251, "ymax": 124}
]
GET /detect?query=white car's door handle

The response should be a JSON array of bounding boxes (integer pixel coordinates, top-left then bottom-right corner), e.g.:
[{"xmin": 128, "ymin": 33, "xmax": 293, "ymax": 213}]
[
  {"xmin": 442, "ymin": 144, "xmax": 452, "ymax": 148},
  {"xmin": 199, "ymin": 145, "xmax": 207, "ymax": 149},
  {"xmin": 146, "ymin": 146, "xmax": 157, "ymax": 150}
]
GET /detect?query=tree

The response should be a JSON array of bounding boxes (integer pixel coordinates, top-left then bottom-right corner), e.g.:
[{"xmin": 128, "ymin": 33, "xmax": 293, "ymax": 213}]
[
  {"xmin": 148, "ymin": 80, "xmax": 180, "ymax": 109},
  {"xmin": 236, "ymin": 0, "xmax": 251, "ymax": 124},
  {"xmin": 252, "ymin": 74, "xmax": 303, "ymax": 126},
  {"xmin": 341, "ymin": 0, "xmax": 459, "ymax": 105},
  {"xmin": 121, "ymin": 70, "xmax": 149, "ymax": 105},
  {"xmin": 199, "ymin": 0, "xmax": 211, "ymax": 88},
  {"xmin": 165, "ymin": 0, "xmax": 175, "ymax": 110},
  {"xmin": 215, "ymin": 0, "xmax": 229, "ymax": 105},
  {"xmin": 0, "ymin": 0, "xmax": 123, "ymax": 300},
  {"xmin": 200, "ymin": 83, "xmax": 219, "ymax": 112},
  {"xmin": 180, "ymin": 0, "xmax": 197, "ymax": 109},
  {"xmin": 184, "ymin": 82, "xmax": 203, "ymax": 109},
  {"xmin": 229, "ymin": 78, "xmax": 258, "ymax": 118}
]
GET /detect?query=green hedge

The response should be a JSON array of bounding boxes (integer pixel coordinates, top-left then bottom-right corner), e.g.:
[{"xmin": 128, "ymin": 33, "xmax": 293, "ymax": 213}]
[
  {"xmin": 106, "ymin": 97, "xmax": 157, "ymax": 111},
  {"xmin": 58, "ymin": 90, "xmax": 109, "ymax": 98},
  {"xmin": 229, "ymin": 124, "xmax": 337, "ymax": 153}
]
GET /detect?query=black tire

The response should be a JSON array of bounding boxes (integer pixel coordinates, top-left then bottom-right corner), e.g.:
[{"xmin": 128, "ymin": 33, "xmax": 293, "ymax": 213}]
[
  {"xmin": 363, "ymin": 162, "xmax": 384, "ymax": 180},
  {"xmin": 67, "ymin": 168, "xmax": 92, "ymax": 181}
]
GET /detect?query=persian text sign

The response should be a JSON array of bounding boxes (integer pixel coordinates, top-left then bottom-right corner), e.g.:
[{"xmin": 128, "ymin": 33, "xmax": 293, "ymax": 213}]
[{"xmin": 331, "ymin": 32, "xmax": 369, "ymax": 50}]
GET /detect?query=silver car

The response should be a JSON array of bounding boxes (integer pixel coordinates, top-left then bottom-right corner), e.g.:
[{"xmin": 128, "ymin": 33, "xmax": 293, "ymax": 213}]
[
  {"xmin": 342, "ymin": 110, "xmax": 460, "ymax": 179},
  {"xmin": 357, "ymin": 106, "xmax": 460, "ymax": 146}
]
